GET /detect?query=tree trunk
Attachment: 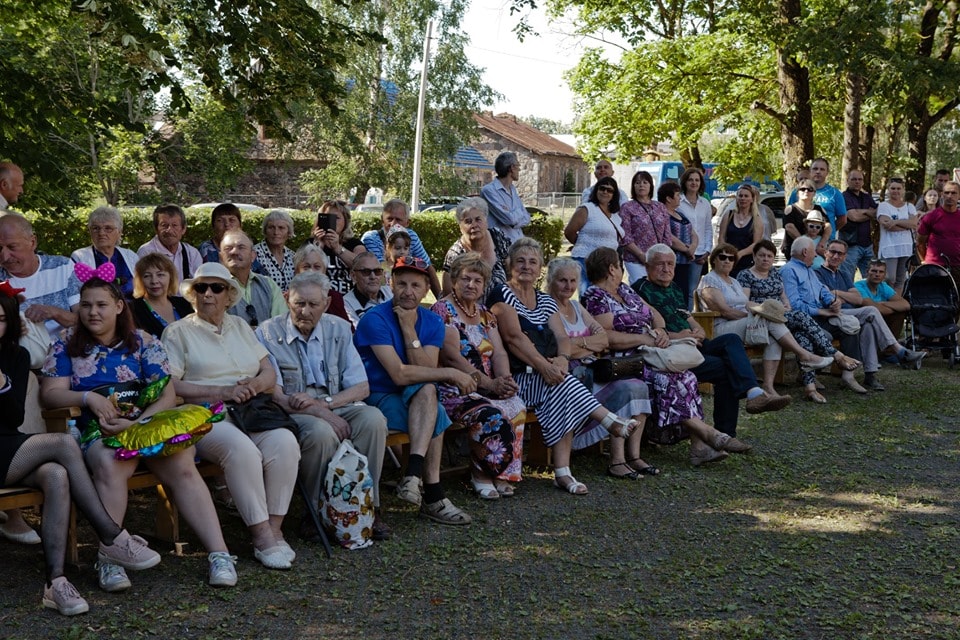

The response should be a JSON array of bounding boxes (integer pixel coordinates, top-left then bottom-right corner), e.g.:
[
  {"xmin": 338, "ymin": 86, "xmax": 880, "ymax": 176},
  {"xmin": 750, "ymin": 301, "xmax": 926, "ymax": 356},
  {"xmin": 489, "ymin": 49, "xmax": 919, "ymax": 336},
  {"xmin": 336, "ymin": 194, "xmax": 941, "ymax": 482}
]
[
  {"xmin": 777, "ymin": 0, "xmax": 814, "ymax": 194},
  {"xmin": 906, "ymin": 106, "xmax": 931, "ymax": 194},
  {"xmin": 860, "ymin": 124, "xmax": 875, "ymax": 191},
  {"xmin": 842, "ymin": 72, "xmax": 865, "ymax": 178}
]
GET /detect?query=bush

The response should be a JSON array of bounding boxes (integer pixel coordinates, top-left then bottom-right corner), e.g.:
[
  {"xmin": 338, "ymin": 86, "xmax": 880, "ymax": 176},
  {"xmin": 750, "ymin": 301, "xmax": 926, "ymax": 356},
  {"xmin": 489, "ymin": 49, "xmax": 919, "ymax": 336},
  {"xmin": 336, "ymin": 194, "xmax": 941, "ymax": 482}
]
[{"xmin": 26, "ymin": 207, "xmax": 565, "ymax": 266}]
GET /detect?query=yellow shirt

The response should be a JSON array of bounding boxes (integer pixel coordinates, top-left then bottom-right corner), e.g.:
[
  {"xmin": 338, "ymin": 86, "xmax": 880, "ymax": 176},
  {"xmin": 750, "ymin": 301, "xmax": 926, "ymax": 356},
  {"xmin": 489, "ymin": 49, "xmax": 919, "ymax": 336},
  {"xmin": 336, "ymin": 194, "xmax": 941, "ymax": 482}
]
[{"xmin": 162, "ymin": 313, "xmax": 268, "ymax": 385}]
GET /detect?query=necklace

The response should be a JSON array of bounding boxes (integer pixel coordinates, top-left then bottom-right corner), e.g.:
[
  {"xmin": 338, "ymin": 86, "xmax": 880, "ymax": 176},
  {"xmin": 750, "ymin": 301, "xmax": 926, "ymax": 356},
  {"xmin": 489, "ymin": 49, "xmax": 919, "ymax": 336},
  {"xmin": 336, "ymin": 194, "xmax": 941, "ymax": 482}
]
[{"xmin": 451, "ymin": 290, "xmax": 478, "ymax": 318}]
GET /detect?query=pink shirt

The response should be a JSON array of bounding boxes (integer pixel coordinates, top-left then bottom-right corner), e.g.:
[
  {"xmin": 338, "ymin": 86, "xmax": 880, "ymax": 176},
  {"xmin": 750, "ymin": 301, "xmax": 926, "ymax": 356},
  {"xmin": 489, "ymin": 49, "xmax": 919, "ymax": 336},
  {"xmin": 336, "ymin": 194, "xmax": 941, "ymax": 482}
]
[
  {"xmin": 618, "ymin": 200, "xmax": 675, "ymax": 264},
  {"xmin": 918, "ymin": 206, "xmax": 960, "ymax": 267}
]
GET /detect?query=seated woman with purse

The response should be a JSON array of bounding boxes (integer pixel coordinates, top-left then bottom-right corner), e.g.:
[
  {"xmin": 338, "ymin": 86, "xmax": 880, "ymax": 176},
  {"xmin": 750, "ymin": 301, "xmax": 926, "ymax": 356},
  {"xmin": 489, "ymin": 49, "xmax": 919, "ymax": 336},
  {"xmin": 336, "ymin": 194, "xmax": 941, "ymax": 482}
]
[
  {"xmin": 487, "ymin": 238, "xmax": 641, "ymax": 495},
  {"xmin": 40, "ymin": 263, "xmax": 237, "ymax": 591},
  {"xmin": 582, "ymin": 247, "xmax": 752, "ymax": 467},
  {"xmin": 546, "ymin": 257, "xmax": 657, "ymax": 480},
  {"xmin": 698, "ymin": 243, "xmax": 834, "ymax": 398},
  {"xmin": 162, "ymin": 263, "xmax": 301, "ymax": 570}
]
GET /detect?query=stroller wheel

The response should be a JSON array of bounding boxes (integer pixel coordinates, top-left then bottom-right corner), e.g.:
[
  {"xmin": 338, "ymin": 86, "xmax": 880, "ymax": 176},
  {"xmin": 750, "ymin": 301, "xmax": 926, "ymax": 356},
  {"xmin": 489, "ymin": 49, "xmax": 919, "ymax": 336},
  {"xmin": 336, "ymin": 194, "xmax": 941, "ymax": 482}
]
[{"xmin": 950, "ymin": 352, "xmax": 956, "ymax": 369}]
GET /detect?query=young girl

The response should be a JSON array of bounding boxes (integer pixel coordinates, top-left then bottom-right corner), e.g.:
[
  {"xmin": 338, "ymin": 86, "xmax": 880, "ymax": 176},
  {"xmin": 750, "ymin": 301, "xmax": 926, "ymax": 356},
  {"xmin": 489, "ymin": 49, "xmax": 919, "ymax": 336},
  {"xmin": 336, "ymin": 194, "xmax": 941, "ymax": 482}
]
[
  {"xmin": 41, "ymin": 263, "xmax": 237, "ymax": 592},
  {"xmin": 0, "ymin": 280, "xmax": 161, "ymax": 616},
  {"xmin": 383, "ymin": 225, "xmax": 411, "ymax": 285}
]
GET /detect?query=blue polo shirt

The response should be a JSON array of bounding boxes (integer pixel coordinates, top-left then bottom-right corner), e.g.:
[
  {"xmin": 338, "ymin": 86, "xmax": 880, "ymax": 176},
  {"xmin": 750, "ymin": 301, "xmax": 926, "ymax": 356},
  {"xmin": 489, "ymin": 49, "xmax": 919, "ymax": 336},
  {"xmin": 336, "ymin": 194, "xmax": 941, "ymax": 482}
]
[{"xmin": 816, "ymin": 265, "xmax": 856, "ymax": 309}]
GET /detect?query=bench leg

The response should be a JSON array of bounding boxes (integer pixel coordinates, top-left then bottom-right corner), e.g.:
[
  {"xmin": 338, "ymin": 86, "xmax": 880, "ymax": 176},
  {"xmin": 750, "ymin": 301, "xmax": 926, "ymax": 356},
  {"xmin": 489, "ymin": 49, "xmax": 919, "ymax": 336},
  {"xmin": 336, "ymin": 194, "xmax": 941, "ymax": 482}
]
[
  {"xmin": 524, "ymin": 420, "xmax": 552, "ymax": 468},
  {"xmin": 154, "ymin": 484, "xmax": 179, "ymax": 546}
]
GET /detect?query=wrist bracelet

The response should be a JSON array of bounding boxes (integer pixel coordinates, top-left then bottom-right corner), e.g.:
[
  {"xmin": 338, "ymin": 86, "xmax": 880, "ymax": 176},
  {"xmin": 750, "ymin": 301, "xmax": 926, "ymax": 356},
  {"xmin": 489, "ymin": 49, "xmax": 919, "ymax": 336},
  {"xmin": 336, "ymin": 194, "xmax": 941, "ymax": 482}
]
[{"xmin": 82, "ymin": 391, "xmax": 90, "ymax": 407}]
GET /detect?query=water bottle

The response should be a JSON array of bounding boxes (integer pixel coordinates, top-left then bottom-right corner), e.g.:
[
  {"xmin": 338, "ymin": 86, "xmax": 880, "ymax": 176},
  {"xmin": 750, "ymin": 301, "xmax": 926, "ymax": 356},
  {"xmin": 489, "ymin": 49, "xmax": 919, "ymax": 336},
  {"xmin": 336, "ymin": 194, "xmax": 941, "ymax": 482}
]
[{"xmin": 67, "ymin": 419, "xmax": 82, "ymax": 445}]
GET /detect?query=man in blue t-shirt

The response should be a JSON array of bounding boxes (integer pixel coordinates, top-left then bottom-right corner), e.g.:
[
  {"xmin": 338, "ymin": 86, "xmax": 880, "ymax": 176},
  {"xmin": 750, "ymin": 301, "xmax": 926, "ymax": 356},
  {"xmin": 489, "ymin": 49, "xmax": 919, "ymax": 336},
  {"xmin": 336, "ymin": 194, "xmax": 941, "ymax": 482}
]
[
  {"xmin": 787, "ymin": 157, "xmax": 847, "ymax": 239},
  {"xmin": 354, "ymin": 256, "xmax": 476, "ymax": 526},
  {"xmin": 854, "ymin": 261, "xmax": 911, "ymax": 337}
]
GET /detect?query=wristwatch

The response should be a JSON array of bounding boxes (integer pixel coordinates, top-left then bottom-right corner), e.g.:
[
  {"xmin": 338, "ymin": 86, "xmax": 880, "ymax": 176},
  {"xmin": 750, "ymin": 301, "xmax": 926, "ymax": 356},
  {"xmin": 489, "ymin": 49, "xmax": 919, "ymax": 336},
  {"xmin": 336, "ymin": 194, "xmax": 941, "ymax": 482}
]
[
  {"xmin": 323, "ymin": 395, "xmax": 334, "ymax": 408},
  {"xmin": 409, "ymin": 339, "xmax": 422, "ymax": 349}
]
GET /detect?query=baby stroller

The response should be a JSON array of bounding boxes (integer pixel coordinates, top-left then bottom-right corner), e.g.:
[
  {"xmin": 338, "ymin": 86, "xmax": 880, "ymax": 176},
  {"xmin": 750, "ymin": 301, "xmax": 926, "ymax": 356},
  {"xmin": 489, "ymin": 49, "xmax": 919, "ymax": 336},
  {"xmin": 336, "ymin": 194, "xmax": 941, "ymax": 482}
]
[{"xmin": 902, "ymin": 263, "xmax": 960, "ymax": 368}]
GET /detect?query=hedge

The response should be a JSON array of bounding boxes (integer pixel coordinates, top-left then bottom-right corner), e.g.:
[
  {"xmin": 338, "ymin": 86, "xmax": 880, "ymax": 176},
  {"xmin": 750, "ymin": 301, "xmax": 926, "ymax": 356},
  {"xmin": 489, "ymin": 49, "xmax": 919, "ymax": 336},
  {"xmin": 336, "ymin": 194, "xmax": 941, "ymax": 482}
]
[{"xmin": 26, "ymin": 207, "xmax": 564, "ymax": 267}]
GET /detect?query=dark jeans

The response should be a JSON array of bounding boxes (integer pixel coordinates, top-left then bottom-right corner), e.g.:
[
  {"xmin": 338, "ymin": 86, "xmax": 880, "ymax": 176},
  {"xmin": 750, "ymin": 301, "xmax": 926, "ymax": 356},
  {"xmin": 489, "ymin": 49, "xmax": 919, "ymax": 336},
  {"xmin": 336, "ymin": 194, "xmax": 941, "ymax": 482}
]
[{"xmin": 691, "ymin": 333, "xmax": 759, "ymax": 436}]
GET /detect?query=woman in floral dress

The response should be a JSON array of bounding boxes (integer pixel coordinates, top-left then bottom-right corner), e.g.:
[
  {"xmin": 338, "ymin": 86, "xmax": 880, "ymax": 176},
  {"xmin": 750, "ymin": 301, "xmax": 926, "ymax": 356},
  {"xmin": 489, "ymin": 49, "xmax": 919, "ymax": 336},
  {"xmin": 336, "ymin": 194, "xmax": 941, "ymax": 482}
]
[{"xmin": 432, "ymin": 252, "xmax": 525, "ymax": 499}]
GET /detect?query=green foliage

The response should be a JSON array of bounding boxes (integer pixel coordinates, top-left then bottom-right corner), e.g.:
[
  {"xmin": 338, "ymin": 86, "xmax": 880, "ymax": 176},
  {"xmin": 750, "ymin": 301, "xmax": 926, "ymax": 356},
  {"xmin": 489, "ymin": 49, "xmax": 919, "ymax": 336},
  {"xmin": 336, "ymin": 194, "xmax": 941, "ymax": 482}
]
[{"xmin": 27, "ymin": 207, "xmax": 566, "ymax": 266}]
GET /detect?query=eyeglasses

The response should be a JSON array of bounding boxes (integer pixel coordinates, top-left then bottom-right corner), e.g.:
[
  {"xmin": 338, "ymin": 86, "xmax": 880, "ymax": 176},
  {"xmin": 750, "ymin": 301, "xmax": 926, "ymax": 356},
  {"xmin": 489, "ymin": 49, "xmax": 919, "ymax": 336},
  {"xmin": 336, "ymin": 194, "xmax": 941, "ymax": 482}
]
[
  {"xmin": 798, "ymin": 187, "xmax": 815, "ymax": 192},
  {"xmin": 354, "ymin": 267, "xmax": 384, "ymax": 277},
  {"xmin": 192, "ymin": 282, "xmax": 227, "ymax": 294},
  {"xmin": 90, "ymin": 226, "xmax": 118, "ymax": 233},
  {"xmin": 717, "ymin": 254, "xmax": 737, "ymax": 262},
  {"xmin": 807, "ymin": 224, "xmax": 822, "ymax": 230},
  {"xmin": 826, "ymin": 249, "xmax": 846, "ymax": 256},
  {"xmin": 597, "ymin": 186, "xmax": 615, "ymax": 194},
  {"xmin": 246, "ymin": 304, "xmax": 259, "ymax": 328}
]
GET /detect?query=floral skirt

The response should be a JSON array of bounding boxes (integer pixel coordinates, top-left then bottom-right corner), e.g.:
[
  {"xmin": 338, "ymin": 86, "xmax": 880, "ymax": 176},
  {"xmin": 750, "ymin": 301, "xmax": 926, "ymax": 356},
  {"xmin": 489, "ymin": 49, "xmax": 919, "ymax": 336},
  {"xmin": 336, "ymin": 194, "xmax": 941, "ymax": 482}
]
[
  {"xmin": 442, "ymin": 393, "xmax": 526, "ymax": 482},
  {"xmin": 642, "ymin": 367, "xmax": 703, "ymax": 446}
]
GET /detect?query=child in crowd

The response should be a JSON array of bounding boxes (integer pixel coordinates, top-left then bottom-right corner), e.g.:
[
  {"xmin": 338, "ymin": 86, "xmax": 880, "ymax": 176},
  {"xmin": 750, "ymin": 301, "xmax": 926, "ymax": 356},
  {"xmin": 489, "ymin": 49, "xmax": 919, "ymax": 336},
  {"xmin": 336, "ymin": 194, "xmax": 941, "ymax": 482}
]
[{"xmin": 383, "ymin": 225, "xmax": 411, "ymax": 285}]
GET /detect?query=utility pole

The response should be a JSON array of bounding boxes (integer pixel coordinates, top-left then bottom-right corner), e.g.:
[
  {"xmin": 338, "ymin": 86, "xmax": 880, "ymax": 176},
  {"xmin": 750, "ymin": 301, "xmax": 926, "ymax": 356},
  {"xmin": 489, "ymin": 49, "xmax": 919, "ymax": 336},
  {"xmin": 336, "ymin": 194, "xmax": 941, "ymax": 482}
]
[{"xmin": 411, "ymin": 19, "xmax": 433, "ymax": 211}]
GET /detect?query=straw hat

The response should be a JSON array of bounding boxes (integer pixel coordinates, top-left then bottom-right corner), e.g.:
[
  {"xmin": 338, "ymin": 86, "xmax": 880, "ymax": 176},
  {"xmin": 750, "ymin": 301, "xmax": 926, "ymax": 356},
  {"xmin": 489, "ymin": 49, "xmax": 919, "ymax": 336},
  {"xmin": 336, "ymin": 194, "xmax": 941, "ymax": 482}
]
[{"xmin": 747, "ymin": 299, "xmax": 787, "ymax": 323}]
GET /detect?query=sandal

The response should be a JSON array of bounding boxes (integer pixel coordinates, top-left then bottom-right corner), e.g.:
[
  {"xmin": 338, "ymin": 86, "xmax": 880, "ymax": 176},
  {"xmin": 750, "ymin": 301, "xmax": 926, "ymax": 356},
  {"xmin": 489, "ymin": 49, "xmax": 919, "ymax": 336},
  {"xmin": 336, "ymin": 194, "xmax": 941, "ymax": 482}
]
[
  {"xmin": 799, "ymin": 355, "xmax": 835, "ymax": 372},
  {"xmin": 420, "ymin": 498, "xmax": 472, "ymax": 525},
  {"xmin": 494, "ymin": 481, "xmax": 515, "ymax": 498},
  {"xmin": 601, "ymin": 414, "xmax": 639, "ymax": 439},
  {"xmin": 804, "ymin": 389, "xmax": 827, "ymax": 404},
  {"xmin": 470, "ymin": 478, "xmax": 501, "ymax": 500},
  {"xmin": 606, "ymin": 463, "xmax": 641, "ymax": 480},
  {"xmin": 553, "ymin": 467, "xmax": 588, "ymax": 495},
  {"xmin": 627, "ymin": 458, "xmax": 661, "ymax": 476}
]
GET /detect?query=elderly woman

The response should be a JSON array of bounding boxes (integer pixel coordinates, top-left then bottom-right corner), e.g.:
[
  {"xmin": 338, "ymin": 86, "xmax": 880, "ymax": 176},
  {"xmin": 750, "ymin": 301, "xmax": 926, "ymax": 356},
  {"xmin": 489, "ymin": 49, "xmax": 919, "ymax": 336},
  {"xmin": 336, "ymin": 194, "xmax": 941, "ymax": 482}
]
[
  {"xmin": 783, "ymin": 180, "xmax": 831, "ymax": 258},
  {"xmin": 548, "ymin": 257, "xmax": 657, "ymax": 479},
  {"xmin": 130, "ymin": 253, "xmax": 195, "ymax": 339},
  {"xmin": 162, "ymin": 262, "xmax": 300, "ymax": 570},
  {"xmin": 564, "ymin": 176, "xmax": 625, "ymax": 292},
  {"xmin": 292, "ymin": 243, "xmax": 350, "ymax": 323},
  {"xmin": 432, "ymin": 253, "xmax": 526, "ymax": 498},
  {"xmin": 698, "ymin": 243, "xmax": 834, "ymax": 397},
  {"xmin": 717, "ymin": 186, "xmax": 764, "ymax": 276},
  {"xmin": 3, "ymin": 287, "xmax": 163, "ymax": 615},
  {"xmin": 441, "ymin": 197, "xmax": 511, "ymax": 297},
  {"xmin": 737, "ymin": 240, "xmax": 860, "ymax": 403},
  {"xmin": 619, "ymin": 171, "xmax": 691, "ymax": 284},
  {"xmin": 581, "ymin": 247, "xmax": 751, "ymax": 465},
  {"xmin": 487, "ymin": 238, "xmax": 640, "ymax": 495},
  {"xmin": 309, "ymin": 200, "xmax": 366, "ymax": 294},
  {"xmin": 41, "ymin": 265, "xmax": 236, "ymax": 590},
  {"xmin": 254, "ymin": 210, "xmax": 297, "ymax": 292},
  {"xmin": 71, "ymin": 206, "xmax": 139, "ymax": 299}
]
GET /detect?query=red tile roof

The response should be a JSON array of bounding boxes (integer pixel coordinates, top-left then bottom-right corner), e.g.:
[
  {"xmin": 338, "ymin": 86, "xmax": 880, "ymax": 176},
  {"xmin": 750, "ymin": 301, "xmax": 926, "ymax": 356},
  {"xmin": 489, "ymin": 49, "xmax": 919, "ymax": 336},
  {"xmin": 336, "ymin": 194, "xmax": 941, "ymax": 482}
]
[{"xmin": 473, "ymin": 112, "xmax": 580, "ymax": 159}]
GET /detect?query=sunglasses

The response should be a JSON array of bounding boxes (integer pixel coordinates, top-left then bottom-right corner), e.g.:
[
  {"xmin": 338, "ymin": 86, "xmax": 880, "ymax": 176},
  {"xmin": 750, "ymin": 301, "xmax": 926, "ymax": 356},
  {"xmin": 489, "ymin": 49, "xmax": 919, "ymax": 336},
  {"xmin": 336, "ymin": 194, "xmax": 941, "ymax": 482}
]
[
  {"xmin": 354, "ymin": 267, "xmax": 384, "ymax": 277},
  {"xmin": 192, "ymin": 282, "xmax": 228, "ymax": 294},
  {"xmin": 807, "ymin": 224, "xmax": 822, "ymax": 230},
  {"xmin": 798, "ymin": 187, "xmax": 815, "ymax": 192},
  {"xmin": 717, "ymin": 254, "xmax": 737, "ymax": 262},
  {"xmin": 597, "ymin": 186, "xmax": 615, "ymax": 194},
  {"xmin": 246, "ymin": 303, "xmax": 259, "ymax": 328},
  {"xmin": 826, "ymin": 248, "xmax": 846, "ymax": 255}
]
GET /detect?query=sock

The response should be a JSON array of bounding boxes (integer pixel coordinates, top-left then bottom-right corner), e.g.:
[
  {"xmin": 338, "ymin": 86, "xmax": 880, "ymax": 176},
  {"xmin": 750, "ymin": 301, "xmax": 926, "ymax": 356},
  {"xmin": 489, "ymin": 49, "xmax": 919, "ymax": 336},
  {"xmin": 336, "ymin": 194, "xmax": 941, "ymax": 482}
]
[
  {"xmin": 746, "ymin": 387, "xmax": 765, "ymax": 400},
  {"xmin": 423, "ymin": 482, "xmax": 444, "ymax": 504},
  {"xmin": 405, "ymin": 454, "xmax": 424, "ymax": 479},
  {"xmin": 864, "ymin": 371, "xmax": 876, "ymax": 384}
]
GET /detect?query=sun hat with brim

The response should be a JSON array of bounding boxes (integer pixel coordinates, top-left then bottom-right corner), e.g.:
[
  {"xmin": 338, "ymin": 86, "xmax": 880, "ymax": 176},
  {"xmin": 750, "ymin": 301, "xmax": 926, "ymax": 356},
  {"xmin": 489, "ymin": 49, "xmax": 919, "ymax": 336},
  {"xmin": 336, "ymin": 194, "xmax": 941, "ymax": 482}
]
[
  {"xmin": 747, "ymin": 299, "xmax": 787, "ymax": 323},
  {"xmin": 804, "ymin": 210, "xmax": 827, "ymax": 224},
  {"xmin": 392, "ymin": 256, "xmax": 430, "ymax": 277},
  {"xmin": 180, "ymin": 262, "xmax": 243, "ymax": 304}
]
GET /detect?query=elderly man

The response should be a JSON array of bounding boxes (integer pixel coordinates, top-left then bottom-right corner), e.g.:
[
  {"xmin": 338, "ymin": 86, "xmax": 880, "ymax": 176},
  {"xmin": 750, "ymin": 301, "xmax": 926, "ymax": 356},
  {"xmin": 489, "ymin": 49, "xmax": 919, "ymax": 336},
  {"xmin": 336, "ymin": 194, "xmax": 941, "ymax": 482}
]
[
  {"xmin": 137, "ymin": 204, "xmax": 203, "ymax": 282},
  {"xmin": 816, "ymin": 239, "xmax": 924, "ymax": 389},
  {"xmin": 840, "ymin": 169, "xmax": 878, "ymax": 281},
  {"xmin": 480, "ymin": 151, "xmax": 530, "ymax": 243},
  {"xmin": 343, "ymin": 252, "xmax": 392, "ymax": 329},
  {"xmin": 633, "ymin": 244, "xmax": 790, "ymax": 437},
  {"xmin": 354, "ymin": 256, "xmax": 475, "ymax": 525},
  {"xmin": 0, "ymin": 162, "xmax": 24, "ymax": 211},
  {"xmin": 855, "ymin": 260, "xmax": 910, "ymax": 337},
  {"xmin": 787, "ymin": 157, "xmax": 847, "ymax": 237},
  {"xmin": 918, "ymin": 180, "xmax": 960, "ymax": 285},
  {"xmin": 581, "ymin": 159, "xmax": 630, "ymax": 204},
  {"xmin": 0, "ymin": 215, "xmax": 79, "ymax": 338},
  {"xmin": 360, "ymin": 199, "xmax": 441, "ymax": 297},
  {"xmin": 220, "ymin": 230, "xmax": 285, "ymax": 327},
  {"xmin": 256, "ymin": 271, "xmax": 390, "ymax": 541}
]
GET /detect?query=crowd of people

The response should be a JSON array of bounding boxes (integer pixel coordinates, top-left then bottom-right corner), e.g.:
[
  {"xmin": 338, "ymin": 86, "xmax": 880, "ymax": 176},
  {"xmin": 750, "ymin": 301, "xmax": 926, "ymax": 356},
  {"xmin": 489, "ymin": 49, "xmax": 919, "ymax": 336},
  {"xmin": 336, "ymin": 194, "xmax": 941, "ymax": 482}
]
[{"xmin": 0, "ymin": 155, "xmax": 956, "ymax": 616}]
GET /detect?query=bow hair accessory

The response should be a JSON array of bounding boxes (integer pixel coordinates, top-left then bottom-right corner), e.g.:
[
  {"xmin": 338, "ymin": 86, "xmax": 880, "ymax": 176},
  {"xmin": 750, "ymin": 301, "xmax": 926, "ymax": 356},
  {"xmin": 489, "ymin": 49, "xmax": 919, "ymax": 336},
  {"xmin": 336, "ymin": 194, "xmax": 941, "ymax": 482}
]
[
  {"xmin": 74, "ymin": 262, "xmax": 117, "ymax": 284},
  {"xmin": 0, "ymin": 281, "xmax": 25, "ymax": 299}
]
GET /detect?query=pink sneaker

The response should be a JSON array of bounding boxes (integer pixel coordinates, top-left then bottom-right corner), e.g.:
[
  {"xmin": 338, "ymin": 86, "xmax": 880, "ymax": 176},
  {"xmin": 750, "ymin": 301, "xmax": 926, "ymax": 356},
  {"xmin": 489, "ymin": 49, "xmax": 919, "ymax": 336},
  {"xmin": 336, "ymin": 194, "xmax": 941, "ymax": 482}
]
[
  {"xmin": 98, "ymin": 529, "xmax": 161, "ymax": 571},
  {"xmin": 43, "ymin": 577, "xmax": 89, "ymax": 616}
]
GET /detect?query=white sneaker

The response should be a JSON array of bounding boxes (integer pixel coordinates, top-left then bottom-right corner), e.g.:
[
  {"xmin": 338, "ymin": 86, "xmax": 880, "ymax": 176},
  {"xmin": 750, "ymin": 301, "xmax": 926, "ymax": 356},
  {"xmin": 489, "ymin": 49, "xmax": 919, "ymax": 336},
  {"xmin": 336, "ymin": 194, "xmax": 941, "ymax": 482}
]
[
  {"xmin": 208, "ymin": 552, "xmax": 238, "ymax": 587},
  {"xmin": 42, "ymin": 577, "xmax": 89, "ymax": 616},
  {"xmin": 96, "ymin": 561, "xmax": 131, "ymax": 592},
  {"xmin": 98, "ymin": 529, "xmax": 161, "ymax": 571}
]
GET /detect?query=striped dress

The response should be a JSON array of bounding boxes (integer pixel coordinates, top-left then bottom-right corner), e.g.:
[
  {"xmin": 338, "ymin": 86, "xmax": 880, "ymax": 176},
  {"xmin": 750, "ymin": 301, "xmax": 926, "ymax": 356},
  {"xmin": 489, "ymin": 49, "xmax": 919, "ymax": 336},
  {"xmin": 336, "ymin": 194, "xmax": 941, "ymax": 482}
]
[{"xmin": 487, "ymin": 284, "xmax": 602, "ymax": 448}]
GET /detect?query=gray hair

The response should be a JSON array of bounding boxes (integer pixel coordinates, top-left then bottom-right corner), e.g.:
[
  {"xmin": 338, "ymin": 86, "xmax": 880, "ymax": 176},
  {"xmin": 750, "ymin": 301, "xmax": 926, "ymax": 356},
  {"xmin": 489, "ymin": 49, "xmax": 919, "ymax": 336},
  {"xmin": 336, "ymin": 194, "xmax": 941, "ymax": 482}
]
[
  {"xmin": 221, "ymin": 229, "xmax": 253, "ymax": 248},
  {"xmin": 455, "ymin": 196, "xmax": 489, "ymax": 222},
  {"xmin": 383, "ymin": 199, "xmax": 409, "ymax": 218},
  {"xmin": 506, "ymin": 236, "xmax": 543, "ymax": 269},
  {"xmin": 792, "ymin": 236, "xmax": 815, "ymax": 257},
  {"xmin": 546, "ymin": 257, "xmax": 580, "ymax": 289},
  {"xmin": 494, "ymin": 151, "xmax": 519, "ymax": 178},
  {"xmin": 88, "ymin": 206, "xmax": 123, "ymax": 232},
  {"xmin": 646, "ymin": 243, "xmax": 674, "ymax": 264},
  {"xmin": 293, "ymin": 243, "xmax": 326, "ymax": 271},
  {"xmin": 262, "ymin": 209, "xmax": 295, "ymax": 239},
  {"xmin": 288, "ymin": 270, "xmax": 332, "ymax": 297}
]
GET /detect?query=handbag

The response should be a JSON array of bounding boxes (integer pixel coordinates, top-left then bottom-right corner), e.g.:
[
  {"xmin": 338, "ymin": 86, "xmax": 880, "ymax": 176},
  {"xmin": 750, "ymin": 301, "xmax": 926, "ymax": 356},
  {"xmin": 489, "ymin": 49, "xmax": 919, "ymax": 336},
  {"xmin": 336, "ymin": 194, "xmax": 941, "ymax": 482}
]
[
  {"xmin": 321, "ymin": 439, "xmax": 375, "ymax": 550},
  {"xmin": 509, "ymin": 315, "xmax": 558, "ymax": 374},
  {"xmin": 592, "ymin": 337, "xmax": 704, "ymax": 381},
  {"xmin": 744, "ymin": 314, "xmax": 770, "ymax": 346},
  {"xmin": 227, "ymin": 394, "xmax": 298, "ymax": 434}
]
